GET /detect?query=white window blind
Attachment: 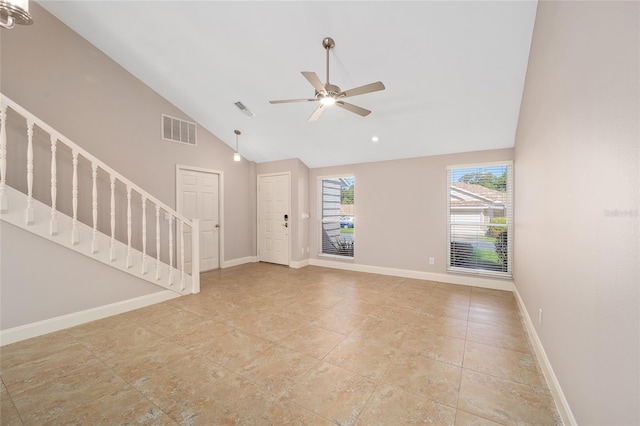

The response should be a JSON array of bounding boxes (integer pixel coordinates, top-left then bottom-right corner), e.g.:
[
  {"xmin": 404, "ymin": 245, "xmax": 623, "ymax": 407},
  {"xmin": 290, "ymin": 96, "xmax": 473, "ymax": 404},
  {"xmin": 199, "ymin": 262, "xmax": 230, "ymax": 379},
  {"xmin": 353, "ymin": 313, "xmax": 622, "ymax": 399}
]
[
  {"xmin": 446, "ymin": 163, "xmax": 513, "ymax": 277},
  {"xmin": 319, "ymin": 176, "xmax": 354, "ymax": 258}
]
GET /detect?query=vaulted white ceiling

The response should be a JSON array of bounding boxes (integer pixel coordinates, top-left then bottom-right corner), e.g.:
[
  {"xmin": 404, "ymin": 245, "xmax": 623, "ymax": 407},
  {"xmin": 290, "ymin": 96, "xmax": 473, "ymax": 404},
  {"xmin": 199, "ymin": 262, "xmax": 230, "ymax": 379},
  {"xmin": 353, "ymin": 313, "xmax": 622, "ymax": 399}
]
[{"xmin": 40, "ymin": 1, "xmax": 537, "ymax": 168}]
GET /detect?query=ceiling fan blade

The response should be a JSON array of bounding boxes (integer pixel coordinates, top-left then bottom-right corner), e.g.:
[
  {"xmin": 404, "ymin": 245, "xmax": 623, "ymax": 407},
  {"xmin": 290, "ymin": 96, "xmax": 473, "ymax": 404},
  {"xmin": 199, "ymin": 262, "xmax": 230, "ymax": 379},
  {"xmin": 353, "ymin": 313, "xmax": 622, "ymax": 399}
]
[
  {"xmin": 302, "ymin": 71, "xmax": 327, "ymax": 94},
  {"xmin": 270, "ymin": 98, "xmax": 318, "ymax": 104},
  {"xmin": 339, "ymin": 81, "xmax": 385, "ymax": 98},
  {"xmin": 336, "ymin": 101, "xmax": 371, "ymax": 117},
  {"xmin": 308, "ymin": 104, "xmax": 326, "ymax": 121}
]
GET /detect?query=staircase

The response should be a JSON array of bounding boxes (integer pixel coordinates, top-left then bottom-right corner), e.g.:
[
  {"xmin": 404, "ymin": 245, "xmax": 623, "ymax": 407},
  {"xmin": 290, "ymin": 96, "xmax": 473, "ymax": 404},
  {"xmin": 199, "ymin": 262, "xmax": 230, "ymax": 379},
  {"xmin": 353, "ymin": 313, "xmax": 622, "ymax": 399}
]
[{"xmin": 0, "ymin": 94, "xmax": 200, "ymax": 341}]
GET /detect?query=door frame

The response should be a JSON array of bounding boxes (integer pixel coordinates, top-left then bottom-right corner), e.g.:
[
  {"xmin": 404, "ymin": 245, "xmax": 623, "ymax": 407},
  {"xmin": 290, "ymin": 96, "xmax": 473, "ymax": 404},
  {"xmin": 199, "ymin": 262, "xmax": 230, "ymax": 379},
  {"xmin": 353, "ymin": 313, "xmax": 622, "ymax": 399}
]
[
  {"xmin": 257, "ymin": 172, "xmax": 291, "ymax": 266},
  {"xmin": 176, "ymin": 164, "xmax": 224, "ymax": 270}
]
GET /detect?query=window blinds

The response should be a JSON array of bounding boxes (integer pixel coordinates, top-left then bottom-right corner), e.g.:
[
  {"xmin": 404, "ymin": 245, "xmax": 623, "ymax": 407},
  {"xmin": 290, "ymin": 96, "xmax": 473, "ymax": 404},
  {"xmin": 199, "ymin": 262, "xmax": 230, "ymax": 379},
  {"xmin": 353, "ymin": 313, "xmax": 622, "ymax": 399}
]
[{"xmin": 446, "ymin": 163, "xmax": 513, "ymax": 277}]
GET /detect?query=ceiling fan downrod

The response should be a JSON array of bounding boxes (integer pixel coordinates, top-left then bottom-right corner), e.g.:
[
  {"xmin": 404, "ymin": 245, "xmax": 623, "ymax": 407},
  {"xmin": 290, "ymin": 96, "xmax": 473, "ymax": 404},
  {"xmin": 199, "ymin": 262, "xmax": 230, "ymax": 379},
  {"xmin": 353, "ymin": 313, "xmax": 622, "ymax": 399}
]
[{"xmin": 322, "ymin": 37, "xmax": 335, "ymax": 85}]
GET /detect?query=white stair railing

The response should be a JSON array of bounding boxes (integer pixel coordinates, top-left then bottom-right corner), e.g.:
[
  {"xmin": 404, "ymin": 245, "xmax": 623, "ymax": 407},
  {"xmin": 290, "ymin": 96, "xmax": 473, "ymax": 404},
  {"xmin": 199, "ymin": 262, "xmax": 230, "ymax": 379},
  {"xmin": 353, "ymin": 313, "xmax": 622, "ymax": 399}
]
[{"xmin": 0, "ymin": 94, "xmax": 200, "ymax": 295}]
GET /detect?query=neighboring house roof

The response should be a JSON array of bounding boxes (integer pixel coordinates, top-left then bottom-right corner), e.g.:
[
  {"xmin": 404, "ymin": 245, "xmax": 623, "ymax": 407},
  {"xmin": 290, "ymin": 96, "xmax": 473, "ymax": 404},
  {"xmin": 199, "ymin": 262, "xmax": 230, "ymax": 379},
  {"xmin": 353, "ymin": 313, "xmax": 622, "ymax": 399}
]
[
  {"xmin": 340, "ymin": 204, "xmax": 354, "ymax": 216},
  {"xmin": 450, "ymin": 182, "xmax": 506, "ymax": 207}
]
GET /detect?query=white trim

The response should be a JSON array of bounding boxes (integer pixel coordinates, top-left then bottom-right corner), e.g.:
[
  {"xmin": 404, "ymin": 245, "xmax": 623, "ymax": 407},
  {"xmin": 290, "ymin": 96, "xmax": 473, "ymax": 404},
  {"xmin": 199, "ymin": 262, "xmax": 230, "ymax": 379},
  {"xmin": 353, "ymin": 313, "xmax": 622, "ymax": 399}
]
[
  {"xmin": 176, "ymin": 165, "xmax": 224, "ymax": 271},
  {"xmin": 317, "ymin": 175, "xmax": 356, "ymax": 258},
  {"xmin": 315, "ymin": 172, "xmax": 357, "ymax": 180},
  {"xmin": 447, "ymin": 266, "xmax": 512, "ymax": 280},
  {"xmin": 1, "ymin": 187, "xmax": 194, "ymax": 294},
  {"xmin": 257, "ymin": 172, "xmax": 291, "ymax": 266},
  {"xmin": 446, "ymin": 163, "xmax": 513, "ymax": 278},
  {"xmin": 513, "ymin": 287, "xmax": 577, "ymax": 426},
  {"xmin": 221, "ymin": 256, "xmax": 258, "ymax": 268},
  {"xmin": 0, "ymin": 291, "xmax": 180, "ymax": 346},
  {"xmin": 289, "ymin": 259, "xmax": 310, "ymax": 269},
  {"xmin": 317, "ymin": 253, "xmax": 355, "ymax": 261},
  {"xmin": 308, "ymin": 258, "xmax": 514, "ymax": 291},
  {"xmin": 446, "ymin": 160, "xmax": 514, "ymax": 170},
  {"xmin": 0, "ymin": 95, "xmax": 191, "ymax": 225}
]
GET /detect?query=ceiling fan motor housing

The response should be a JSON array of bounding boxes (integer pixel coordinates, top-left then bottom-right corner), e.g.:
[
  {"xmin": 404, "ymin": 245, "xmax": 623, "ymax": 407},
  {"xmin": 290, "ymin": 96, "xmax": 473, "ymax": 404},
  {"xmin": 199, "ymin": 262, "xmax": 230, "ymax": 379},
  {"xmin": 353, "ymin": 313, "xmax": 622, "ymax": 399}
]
[{"xmin": 317, "ymin": 83, "xmax": 341, "ymax": 100}]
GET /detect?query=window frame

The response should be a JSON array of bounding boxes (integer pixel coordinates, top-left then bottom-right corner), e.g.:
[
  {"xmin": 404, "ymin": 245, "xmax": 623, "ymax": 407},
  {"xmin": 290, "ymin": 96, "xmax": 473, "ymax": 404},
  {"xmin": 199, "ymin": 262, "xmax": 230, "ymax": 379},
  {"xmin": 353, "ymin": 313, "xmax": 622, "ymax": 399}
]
[
  {"xmin": 446, "ymin": 161, "xmax": 513, "ymax": 278},
  {"xmin": 317, "ymin": 175, "xmax": 355, "ymax": 260}
]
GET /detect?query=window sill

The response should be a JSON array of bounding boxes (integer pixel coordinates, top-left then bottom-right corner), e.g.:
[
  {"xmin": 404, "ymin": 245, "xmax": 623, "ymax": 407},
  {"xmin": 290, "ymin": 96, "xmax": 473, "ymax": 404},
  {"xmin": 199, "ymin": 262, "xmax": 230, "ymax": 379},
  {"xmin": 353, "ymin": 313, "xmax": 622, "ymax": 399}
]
[
  {"xmin": 446, "ymin": 266, "xmax": 512, "ymax": 279},
  {"xmin": 318, "ymin": 253, "xmax": 355, "ymax": 261}
]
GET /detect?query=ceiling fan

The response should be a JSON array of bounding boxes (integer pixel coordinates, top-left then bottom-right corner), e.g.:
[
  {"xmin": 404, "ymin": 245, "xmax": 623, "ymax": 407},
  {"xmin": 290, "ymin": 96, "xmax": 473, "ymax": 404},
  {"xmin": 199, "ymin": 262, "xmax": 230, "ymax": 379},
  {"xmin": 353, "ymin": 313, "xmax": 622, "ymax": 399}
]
[{"xmin": 270, "ymin": 37, "xmax": 385, "ymax": 121}]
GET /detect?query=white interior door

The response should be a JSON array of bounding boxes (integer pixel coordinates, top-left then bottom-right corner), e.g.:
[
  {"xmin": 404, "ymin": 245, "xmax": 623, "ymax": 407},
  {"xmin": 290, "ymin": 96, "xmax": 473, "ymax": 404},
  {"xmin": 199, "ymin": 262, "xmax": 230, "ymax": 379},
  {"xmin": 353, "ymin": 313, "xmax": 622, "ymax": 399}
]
[
  {"xmin": 258, "ymin": 173, "xmax": 290, "ymax": 265},
  {"xmin": 178, "ymin": 169, "xmax": 220, "ymax": 272}
]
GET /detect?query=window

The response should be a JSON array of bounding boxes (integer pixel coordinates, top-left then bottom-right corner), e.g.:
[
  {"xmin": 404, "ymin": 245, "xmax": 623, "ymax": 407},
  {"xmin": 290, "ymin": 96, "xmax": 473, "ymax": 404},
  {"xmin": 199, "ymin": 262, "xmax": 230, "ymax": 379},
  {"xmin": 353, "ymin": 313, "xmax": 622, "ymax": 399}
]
[
  {"xmin": 319, "ymin": 176, "xmax": 354, "ymax": 258},
  {"xmin": 446, "ymin": 162, "xmax": 512, "ymax": 277}
]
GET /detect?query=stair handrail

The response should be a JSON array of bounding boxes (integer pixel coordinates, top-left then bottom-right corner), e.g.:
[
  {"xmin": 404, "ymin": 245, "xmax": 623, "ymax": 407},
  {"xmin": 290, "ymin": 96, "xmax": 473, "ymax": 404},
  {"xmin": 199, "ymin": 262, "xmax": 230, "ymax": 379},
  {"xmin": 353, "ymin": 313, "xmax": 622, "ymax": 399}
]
[
  {"xmin": 0, "ymin": 93, "xmax": 200, "ymax": 294},
  {"xmin": 0, "ymin": 94, "xmax": 192, "ymax": 225}
]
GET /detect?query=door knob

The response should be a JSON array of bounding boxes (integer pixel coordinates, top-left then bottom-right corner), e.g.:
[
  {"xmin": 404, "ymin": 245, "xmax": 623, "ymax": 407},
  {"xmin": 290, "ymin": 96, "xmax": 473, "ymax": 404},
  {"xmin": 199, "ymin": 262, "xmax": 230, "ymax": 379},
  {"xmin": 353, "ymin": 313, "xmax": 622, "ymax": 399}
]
[
  {"xmin": 283, "ymin": 223, "xmax": 288, "ymax": 228},
  {"xmin": 215, "ymin": 224, "xmax": 220, "ymax": 228}
]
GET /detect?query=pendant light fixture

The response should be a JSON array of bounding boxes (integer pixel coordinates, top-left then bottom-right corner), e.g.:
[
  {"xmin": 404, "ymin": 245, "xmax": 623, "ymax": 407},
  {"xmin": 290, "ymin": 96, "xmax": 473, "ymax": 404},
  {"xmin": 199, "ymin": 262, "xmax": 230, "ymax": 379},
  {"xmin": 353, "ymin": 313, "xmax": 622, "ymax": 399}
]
[
  {"xmin": 0, "ymin": 0, "xmax": 33, "ymax": 29},
  {"xmin": 233, "ymin": 130, "xmax": 241, "ymax": 162}
]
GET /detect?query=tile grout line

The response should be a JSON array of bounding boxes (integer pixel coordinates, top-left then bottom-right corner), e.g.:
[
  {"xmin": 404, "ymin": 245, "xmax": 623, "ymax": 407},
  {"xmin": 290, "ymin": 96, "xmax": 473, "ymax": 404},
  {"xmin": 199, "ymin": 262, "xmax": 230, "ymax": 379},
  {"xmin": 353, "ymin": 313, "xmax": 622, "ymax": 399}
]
[
  {"xmin": 1, "ymin": 375, "xmax": 27, "ymax": 426},
  {"xmin": 73, "ymin": 327, "xmax": 181, "ymax": 425}
]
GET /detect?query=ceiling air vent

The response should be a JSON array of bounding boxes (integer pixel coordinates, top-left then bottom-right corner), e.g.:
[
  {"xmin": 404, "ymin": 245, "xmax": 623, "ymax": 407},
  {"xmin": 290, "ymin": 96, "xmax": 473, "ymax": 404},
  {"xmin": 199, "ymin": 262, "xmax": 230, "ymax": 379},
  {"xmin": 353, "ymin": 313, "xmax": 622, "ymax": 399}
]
[
  {"xmin": 162, "ymin": 114, "xmax": 197, "ymax": 146},
  {"xmin": 234, "ymin": 101, "xmax": 256, "ymax": 118}
]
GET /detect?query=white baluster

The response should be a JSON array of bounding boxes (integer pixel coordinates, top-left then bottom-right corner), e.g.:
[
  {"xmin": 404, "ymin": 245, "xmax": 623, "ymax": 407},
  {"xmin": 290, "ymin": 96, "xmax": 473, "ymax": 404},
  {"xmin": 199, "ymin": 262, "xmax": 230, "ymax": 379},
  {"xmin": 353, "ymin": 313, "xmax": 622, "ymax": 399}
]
[
  {"xmin": 126, "ymin": 186, "xmax": 132, "ymax": 268},
  {"xmin": 180, "ymin": 219, "xmax": 185, "ymax": 290},
  {"xmin": 25, "ymin": 120, "xmax": 34, "ymax": 224},
  {"xmin": 155, "ymin": 205, "xmax": 161, "ymax": 280},
  {"xmin": 168, "ymin": 215, "xmax": 174, "ymax": 285},
  {"xmin": 0, "ymin": 104, "xmax": 8, "ymax": 212},
  {"xmin": 91, "ymin": 163, "xmax": 98, "ymax": 253},
  {"xmin": 49, "ymin": 136, "xmax": 58, "ymax": 235},
  {"xmin": 110, "ymin": 175, "xmax": 116, "ymax": 261},
  {"xmin": 141, "ymin": 196, "xmax": 147, "ymax": 274},
  {"xmin": 71, "ymin": 150, "xmax": 79, "ymax": 245}
]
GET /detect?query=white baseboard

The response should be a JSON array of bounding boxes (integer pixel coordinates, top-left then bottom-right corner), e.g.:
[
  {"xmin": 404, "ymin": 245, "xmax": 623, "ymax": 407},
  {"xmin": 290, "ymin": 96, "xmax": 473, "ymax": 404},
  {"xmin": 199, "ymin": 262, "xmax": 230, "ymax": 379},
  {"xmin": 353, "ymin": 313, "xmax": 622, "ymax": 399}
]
[
  {"xmin": 222, "ymin": 256, "xmax": 258, "ymax": 268},
  {"xmin": 0, "ymin": 290, "xmax": 180, "ymax": 346},
  {"xmin": 290, "ymin": 259, "xmax": 310, "ymax": 269},
  {"xmin": 308, "ymin": 258, "xmax": 514, "ymax": 291},
  {"xmin": 513, "ymin": 288, "xmax": 577, "ymax": 425}
]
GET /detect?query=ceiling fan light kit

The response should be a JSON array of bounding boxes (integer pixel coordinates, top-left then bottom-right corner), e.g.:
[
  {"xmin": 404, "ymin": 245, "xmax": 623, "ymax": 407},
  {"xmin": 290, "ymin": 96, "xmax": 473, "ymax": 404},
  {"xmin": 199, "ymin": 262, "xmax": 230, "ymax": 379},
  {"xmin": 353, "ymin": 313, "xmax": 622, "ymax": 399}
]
[{"xmin": 270, "ymin": 37, "xmax": 385, "ymax": 121}]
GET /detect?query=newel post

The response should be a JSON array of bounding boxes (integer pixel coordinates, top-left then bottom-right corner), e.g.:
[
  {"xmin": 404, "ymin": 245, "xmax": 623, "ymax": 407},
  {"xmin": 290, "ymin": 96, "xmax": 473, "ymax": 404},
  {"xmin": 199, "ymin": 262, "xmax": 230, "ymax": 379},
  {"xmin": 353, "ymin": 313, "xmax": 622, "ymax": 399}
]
[
  {"xmin": 190, "ymin": 218, "xmax": 200, "ymax": 294},
  {"xmin": 0, "ymin": 104, "xmax": 8, "ymax": 212},
  {"xmin": 71, "ymin": 150, "xmax": 79, "ymax": 245},
  {"xmin": 168, "ymin": 215, "xmax": 174, "ymax": 285},
  {"xmin": 25, "ymin": 120, "xmax": 34, "ymax": 224},
  {"xmin": 91, "ymin": 163, "xmax": 98, "ymax": 253},
  {"xmin": 141, "ymin": 196, "xmax": 147, "ymax": 274},
  {"xmin": 50, "ymin": 136, "xmax": 58, "ymax": 235},
  {"xmin": 155, "ymin": 204, "xmax": 161, "ymax": 280}
]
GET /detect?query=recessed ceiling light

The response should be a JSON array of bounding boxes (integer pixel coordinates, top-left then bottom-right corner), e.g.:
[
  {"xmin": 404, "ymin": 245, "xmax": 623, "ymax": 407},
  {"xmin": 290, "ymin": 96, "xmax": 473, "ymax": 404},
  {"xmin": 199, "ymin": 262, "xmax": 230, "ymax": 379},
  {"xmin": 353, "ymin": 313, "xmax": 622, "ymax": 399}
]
[{"xmin": 371, "ymin": 136, "xmax": 380, "ymax": 142}]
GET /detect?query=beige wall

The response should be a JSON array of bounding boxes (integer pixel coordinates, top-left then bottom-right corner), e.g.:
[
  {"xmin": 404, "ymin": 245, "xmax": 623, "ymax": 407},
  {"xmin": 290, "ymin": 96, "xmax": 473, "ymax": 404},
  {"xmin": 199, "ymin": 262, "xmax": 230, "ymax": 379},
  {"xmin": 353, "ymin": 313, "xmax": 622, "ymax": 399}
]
[
  {"xmin": 4, "ymin": 10, "xmax": 638, "ymax": 424},
  {"xmin": 308, "ymin": 149, "xmax": 513, "ymax": 273},
  {"xmin": 1, "ymin": 3, "xmax": 257, "ymax": 329},
  {"xmin": 1, "ymin": 3, "xmax": 257, "ymax": 263},
  {"xmin": 0, "ymin": 221, "xmax": 163, "ymax": 329},
  {"xmin": 514, "ymin": 1, "xmax": 639, "ymax": 424}
]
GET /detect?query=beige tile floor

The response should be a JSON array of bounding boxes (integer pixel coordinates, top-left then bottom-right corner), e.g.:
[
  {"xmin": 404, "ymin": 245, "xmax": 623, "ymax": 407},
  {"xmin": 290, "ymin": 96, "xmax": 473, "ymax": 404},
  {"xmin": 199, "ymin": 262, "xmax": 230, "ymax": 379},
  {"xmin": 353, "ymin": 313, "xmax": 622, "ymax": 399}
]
[{"xmin": 0, "ymin": 263, "xmax": 561, "ymax": 425}]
